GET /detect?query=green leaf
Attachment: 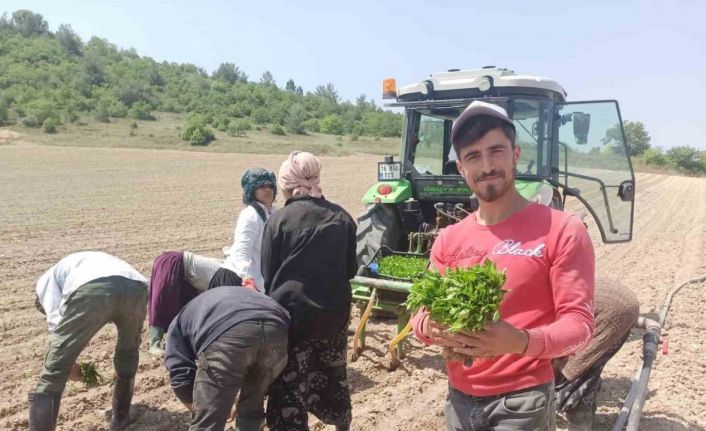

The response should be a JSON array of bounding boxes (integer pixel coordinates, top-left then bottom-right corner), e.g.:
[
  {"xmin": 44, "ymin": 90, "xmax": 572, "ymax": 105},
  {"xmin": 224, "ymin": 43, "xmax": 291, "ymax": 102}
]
[{"xmin": 404, "ymin": 261, "xmax": 507, "ymax": 332}]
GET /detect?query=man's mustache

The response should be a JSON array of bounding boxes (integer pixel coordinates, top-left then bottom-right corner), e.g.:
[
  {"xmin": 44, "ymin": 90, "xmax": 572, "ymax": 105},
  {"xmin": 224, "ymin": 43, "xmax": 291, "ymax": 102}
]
[{"xmin": 474, "ymin": 170, "xmax": 505, "ymax": 182}]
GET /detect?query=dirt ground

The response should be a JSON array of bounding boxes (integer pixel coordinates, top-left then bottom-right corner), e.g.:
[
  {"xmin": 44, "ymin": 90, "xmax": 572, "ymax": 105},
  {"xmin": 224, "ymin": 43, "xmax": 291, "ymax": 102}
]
[{"xmin": 1, "ymin": 138, "xmax": 704, "ymax": 430}]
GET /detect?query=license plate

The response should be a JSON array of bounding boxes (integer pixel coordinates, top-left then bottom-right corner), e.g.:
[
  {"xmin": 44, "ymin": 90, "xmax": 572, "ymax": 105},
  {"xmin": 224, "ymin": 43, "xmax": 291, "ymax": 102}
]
[{"xmin": 378, "ymin": 162, "xmax": 402, "ymax": 181}]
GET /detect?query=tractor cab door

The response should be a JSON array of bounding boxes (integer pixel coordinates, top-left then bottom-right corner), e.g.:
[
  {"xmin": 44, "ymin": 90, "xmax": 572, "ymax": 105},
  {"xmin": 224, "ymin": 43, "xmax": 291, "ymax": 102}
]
[{"xmin": 555, "ymin": 100, "xmax": 635, "ymax": 243}]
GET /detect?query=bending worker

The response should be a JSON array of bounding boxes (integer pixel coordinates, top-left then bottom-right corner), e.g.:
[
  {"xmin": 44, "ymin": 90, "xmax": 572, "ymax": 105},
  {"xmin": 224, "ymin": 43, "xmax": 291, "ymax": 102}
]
[
  {"xmin": 30, "ymin": 251, "xmax": 148, "ymax": 431},
  {"xmin": 164, "ymin": 284, "xmax": 289, "ymax": 431},
  {"xmin": 148, "ymin": 250, "xmax": 222, "ymax": 356}
]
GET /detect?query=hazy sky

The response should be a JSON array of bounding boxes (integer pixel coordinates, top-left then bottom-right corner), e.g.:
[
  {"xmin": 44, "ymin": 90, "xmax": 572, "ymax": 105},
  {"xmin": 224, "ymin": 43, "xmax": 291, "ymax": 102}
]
[{"xmin": 4, "ymin": 0, "xmax": 705, "ymax": 149}]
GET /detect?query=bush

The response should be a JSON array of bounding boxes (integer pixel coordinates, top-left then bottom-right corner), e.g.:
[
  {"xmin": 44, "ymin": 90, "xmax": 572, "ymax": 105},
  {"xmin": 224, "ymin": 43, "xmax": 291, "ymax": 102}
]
[
  {"xmin": 181, "ymin": 114, "xmax": 214, "ymax": 145},
  {"xmin": 0, "ymin": 102, "xmax": 8, "ymax": 125},
  {"xmin": 110, "ymin": 101, "xmax": 128, "ymax": 118},
  {"xmin": 251, "ymin": 108, "xmax": 270, "ymax": 124},
  {"xmin": 62, "ymin": 110, "xmax": 80, "ymax": 124},
  {"xmin": 666, "ymin": 146, "xmax": 704, "ymax": 175},
  {"xmin": 270, "ymin": 124, "xmax": 286, "ymax": 135},
  {"xmin": 42, "ymin": 118, "xmax": 57, "ymax": 133},
  {"xmin": 189, "ymin": 128, "xmax": 212, "ymax": 145},
  {"xmin": 320, "ymin": 114, "xmax": 344, "ymax": 135},
  {"xmin": 228, "ymin": 119, "xmax": 252, "ymax": 137},
  {"xmin": 93, "ymin": 101, "xmax": 110, "ymax": 123},
  {"xmin": 349, "ymin": 133, "xmax": 359, "ymax": 142},
  {"xmin": 210, "ymin": 115, "xmax": 228, "ymax": 131},
  {"xmin": 22, "ymin": 116, "xmax": 39, "ymax": 128},
  {"xmin": 26, "ymin": 100, "xmax": 59, "ymax": 125},
  {"xmin": 162, "ymin": 100, "xmax": 177, "ymax": 113},
  {"xmin": 641, "ymin": 148, "xmax": 669, "ymax": 167},
  {"xmin": 286, "ymin": 103, "xmax": 307, "ymax": 135},
  {"xmin": 128, "ymin": 101, "xmax": 155, "ymax": 121},
  {"xmin": 302, "ymin": 118, "xmax": 320, "ymax": 133}
]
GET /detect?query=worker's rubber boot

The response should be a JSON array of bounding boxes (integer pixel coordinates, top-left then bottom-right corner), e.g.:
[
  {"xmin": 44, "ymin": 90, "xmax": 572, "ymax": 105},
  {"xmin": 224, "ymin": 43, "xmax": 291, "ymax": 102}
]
[
  {"xmin": 148, "ymin": 326, "xmax": 165, "ymax": 357},
  {"xmin": 28, "ymin": 392, "xmax": 61, "ymax": 431},
  {"xmin": 565, "ymin": 397, "xmax": 597, "ymax": 431},
  {"xmin": 110, "ymin": 377, "xmax": 134, "ymax": 430},
  {"xmin": 335, "ymin": 424, "xmax": 351, "ymax": 431}
]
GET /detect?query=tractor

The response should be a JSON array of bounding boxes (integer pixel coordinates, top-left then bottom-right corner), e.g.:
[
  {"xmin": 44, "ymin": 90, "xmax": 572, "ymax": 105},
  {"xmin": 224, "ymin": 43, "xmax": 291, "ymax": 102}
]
[{"xmin": 349, "ymin": 66, "xmax": 636, "ymax": 370}]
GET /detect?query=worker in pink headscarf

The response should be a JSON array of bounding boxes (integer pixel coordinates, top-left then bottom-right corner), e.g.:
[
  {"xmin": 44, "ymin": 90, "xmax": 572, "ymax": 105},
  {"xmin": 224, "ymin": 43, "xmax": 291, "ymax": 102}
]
[
  {"xmin": 262, "ymin": 151, "xmax": 357, "ymax": 431},
  {"xmin": 275, "ymin": 150, "xmax": 324, "ymax": 198}
]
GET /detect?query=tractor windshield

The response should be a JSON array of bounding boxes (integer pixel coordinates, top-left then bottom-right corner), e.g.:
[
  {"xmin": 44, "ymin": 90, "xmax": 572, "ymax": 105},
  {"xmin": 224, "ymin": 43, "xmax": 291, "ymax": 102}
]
[{"xmin": 403, "ymin": 97, "xmax": 555, "ymax": 179}]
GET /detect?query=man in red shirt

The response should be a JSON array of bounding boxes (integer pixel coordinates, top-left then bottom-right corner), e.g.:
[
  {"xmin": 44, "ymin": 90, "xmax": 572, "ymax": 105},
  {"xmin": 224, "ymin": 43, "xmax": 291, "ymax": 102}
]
[{"xmin": 412, "ymin": 101, "xmax": 595, "ymax": 430}]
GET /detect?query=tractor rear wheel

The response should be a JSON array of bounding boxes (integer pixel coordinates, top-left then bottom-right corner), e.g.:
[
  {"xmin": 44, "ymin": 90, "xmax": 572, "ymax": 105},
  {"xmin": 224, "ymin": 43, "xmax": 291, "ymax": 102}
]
[{"xmin": 355, "ymin": 203, "xmax": 404, "ymax": 267}]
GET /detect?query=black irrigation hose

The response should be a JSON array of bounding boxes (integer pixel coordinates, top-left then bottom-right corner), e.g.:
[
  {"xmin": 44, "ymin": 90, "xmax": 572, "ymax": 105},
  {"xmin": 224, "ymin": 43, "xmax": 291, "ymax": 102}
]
[
  {"xmin": 625, "ymin": 321, "xmax": 661, "ymax": 431},
  {"xmin": 611, "ymin": 275, "xmax": 706, "ymax": 431}
]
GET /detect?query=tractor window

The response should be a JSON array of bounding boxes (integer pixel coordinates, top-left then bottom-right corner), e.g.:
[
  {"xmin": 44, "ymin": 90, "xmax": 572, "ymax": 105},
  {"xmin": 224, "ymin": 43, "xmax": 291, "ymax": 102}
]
[
  {"xmin": 511, "ymin": 98, "xmax": 553, "ymax": 177},
  {"xmin": 404, "ymin": 100, "xmax": 553, "ymax": 179},
  {"xmin": 412, "ymin": 114, "xmax": 447, "ymax": 175},
  {"xmin": 557, "ymin": 101, "xmax": 635, "ymax": 242}
]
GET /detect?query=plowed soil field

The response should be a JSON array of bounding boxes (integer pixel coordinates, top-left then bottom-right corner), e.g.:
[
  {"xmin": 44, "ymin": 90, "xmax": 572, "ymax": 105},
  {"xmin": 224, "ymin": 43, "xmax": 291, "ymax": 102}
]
[{"xmin": 1, "ymin": 137, "xmax": 704, "ymax": 430}]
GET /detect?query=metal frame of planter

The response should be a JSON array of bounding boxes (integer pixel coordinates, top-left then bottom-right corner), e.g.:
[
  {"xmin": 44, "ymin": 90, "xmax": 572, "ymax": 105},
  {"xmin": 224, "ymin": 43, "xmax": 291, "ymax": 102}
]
[{"xmin": 350, "ymin": 247, "xmax": 428, "ymax": 370}]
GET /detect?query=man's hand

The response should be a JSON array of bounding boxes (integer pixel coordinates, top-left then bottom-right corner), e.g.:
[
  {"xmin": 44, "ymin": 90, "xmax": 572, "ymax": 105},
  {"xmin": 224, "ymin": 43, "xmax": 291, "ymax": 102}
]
[
  {"xmin": 242, "ymin": 278, "xmax": 257, "ymax": 290},
  {"xmin": 449, "ymin": 320, "xmax": 529, "ymax": 359},
  {"xmin": 423, "ymin": 316, "xmax": 465, "ymax": 349},
  {"xmin": 68, "ymin": 362, "xmax": 82, "ymax": 382}
]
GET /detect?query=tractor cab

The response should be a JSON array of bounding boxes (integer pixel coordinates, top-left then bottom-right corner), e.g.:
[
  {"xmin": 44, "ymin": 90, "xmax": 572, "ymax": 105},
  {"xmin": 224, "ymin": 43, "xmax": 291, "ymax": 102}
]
[{"xmin": 357, "ymin": 67, "xmax": 635, "ymax": 265}]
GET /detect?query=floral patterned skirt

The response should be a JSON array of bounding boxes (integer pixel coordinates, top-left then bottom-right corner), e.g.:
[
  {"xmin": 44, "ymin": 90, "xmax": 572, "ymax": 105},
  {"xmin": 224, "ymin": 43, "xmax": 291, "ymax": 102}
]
[{"xmin": 266, "ymin": 329, "xmax": 351, "ymax": 430}]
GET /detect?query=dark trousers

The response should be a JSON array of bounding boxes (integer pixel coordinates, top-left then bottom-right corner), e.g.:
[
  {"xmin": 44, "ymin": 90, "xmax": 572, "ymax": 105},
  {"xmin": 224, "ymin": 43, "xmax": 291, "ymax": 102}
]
[
  {"xmin": 445, "ymin": 383, "xmax": 556, "ymax": 431},
  {"xmin": 191, "ymin": 320, "xmax": 288, "ymax": 431},
  {"xmin": 207, "ymin": 267, "xmax": 243, "ymax": 290},
  {"xmin": 36, "ymin": 276, "xmax": 148, "ymax": 394}
]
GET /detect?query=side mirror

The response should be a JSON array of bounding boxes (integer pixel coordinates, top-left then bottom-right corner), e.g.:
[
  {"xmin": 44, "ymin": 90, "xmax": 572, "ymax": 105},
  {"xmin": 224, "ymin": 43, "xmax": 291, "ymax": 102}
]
[
  {"xmin": 618, "ymin": 180, "xmax": 634, "ymax": 202},
  {"xmin": 573, "ymin": 112, "xmax": 591, "ymax": 145}
]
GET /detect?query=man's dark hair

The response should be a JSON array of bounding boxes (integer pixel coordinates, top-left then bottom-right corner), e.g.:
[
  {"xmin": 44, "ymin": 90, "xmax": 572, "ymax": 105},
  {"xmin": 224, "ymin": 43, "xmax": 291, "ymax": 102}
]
[{"xmin": 452, "ymin": 115, "xmax": 516, "ymax": 155}]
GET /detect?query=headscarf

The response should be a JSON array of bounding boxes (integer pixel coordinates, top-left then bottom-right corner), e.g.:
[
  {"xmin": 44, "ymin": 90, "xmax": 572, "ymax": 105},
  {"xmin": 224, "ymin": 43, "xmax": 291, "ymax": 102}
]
[
  {"xmin": 241, "ymin": 168, "xmax": 276, "ymax": 221},
  {"xmin": 277, "ymin": 151, "xmax": 323, "ymax": 198}
]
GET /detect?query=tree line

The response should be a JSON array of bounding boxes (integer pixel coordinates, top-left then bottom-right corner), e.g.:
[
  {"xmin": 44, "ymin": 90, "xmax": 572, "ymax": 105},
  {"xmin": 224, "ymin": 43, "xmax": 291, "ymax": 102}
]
[
  {"xmin": 0, "ymin": 10, "xmax": 403, "ymax": 144},
  {"xmin": 604, "ymin": 121, "xmax": 706, "ymax": 175},
  {"xmin": 1, "ymin": 10, "xmax": 702, "ymax": 172}
]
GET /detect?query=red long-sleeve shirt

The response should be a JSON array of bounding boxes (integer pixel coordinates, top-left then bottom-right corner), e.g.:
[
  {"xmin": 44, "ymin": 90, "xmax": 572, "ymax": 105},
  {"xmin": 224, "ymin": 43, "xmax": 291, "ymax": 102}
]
[{"xmin": 412, "ymin": 203, "xmax": 595, "ymax": 396}]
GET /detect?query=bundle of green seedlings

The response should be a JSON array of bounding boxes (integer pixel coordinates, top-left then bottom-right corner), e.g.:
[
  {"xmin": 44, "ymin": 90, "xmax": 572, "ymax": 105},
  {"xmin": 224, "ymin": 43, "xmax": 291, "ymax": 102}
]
[
  {"xmin": 79, "ymin": 361, "xmax": 103, "ymax": 386},
  {"xmin": 405, "ymin": 260, "xmax": 507, "ymax": 364},
  {"xmin": 377, "ymin": 254, "xmax": 428, "ymax": 280}
]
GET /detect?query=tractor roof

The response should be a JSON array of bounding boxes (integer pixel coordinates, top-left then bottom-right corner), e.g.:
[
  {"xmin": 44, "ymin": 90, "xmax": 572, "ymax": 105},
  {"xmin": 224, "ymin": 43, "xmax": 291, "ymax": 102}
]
[{"xmin": 394, "ymin": 67, "xmax": 567, "ymax": 104}]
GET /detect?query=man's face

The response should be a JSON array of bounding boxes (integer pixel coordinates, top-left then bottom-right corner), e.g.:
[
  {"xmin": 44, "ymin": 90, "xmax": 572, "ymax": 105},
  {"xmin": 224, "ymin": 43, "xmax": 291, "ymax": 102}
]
[{"xmin": 455, "ymin": 128, "xmax": 521, "ymax": 203}]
